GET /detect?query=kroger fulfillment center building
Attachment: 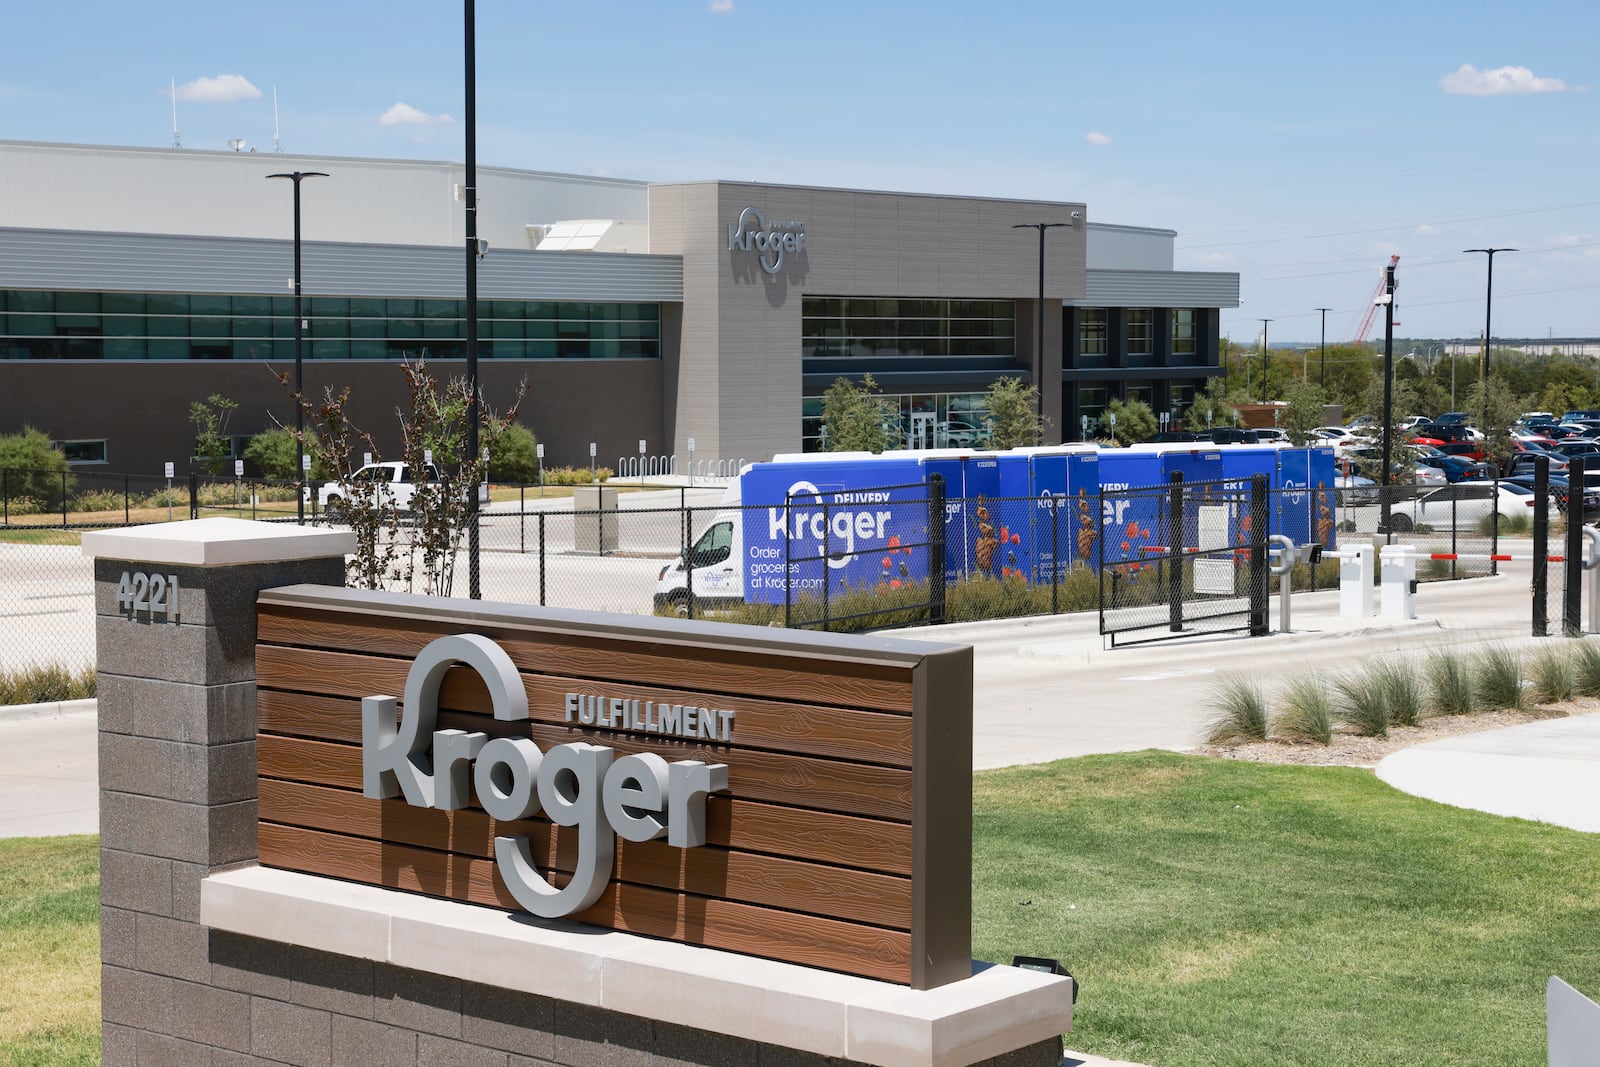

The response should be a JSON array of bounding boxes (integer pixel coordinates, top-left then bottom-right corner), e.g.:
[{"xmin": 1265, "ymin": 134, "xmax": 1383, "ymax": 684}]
[{"xmin": 0, "ymin": 140, "xmax": 1239, "ymax": 474}]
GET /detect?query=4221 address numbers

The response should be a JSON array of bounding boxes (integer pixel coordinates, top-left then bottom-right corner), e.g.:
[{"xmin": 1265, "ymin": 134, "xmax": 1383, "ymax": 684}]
[{"xmin": 115, "ymin": 571, "xmax": 180, "ymax": 621}]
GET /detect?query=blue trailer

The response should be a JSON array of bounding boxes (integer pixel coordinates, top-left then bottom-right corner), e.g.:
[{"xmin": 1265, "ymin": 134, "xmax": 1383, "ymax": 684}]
[{"xmin": 736, "ymin": 457, "xmax": 932, "ymax": 605}]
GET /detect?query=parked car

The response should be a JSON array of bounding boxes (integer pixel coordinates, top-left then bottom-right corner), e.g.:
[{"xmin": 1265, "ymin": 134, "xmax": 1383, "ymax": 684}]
[
  {"xmin": 1506, "ymin": 449, "xmax": 1569, "ymax": 477},
  {"xmin": 1253, "ymin": 427, "xmax": 1289, "ymax": 444},
  {"xmin": 1562, "ymin": 409, "xmax": 1600, "ymax": 423},
  {"xmin": 1416, "ymin": 453, "xmax": 1490, "ymax": 482},
  {"xmin": 1141, "ymin": 430, "xmax": 1209, "ymax": 444},
  {"xmin": 311, "ymin": 460, "xmax": 444, "ymax": 512},
  {"xmin": 1335, "ymin": 474, "xmax": 1378, "ymax": 506},
  {"xmin": 1380, "ymin": 481, "xmax": 1558, "ymax": 532},
  {"xmin": 1503, "ymin": 474, "xmax": 1600, "ymax": 516}
]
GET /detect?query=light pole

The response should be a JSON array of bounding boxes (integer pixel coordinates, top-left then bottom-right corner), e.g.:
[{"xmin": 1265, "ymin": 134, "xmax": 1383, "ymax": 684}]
[
  {"xmin": 1379, "ymin": 260, "xmax": 1397, "ymax": 535},
  {"xmin": 465, "ymin": 0, "xmax": 482, "ymax": 599},
  {"xmin": 1258, "ymin": 319, "xmax": 1273, "ymax": 403},
  {"xmin": 1315, "ymin": 307, "xmax": 1332, "ymax": 390},
  {"xmin": 266, "ymin": 170, "xmax": 328, "ymax": 524},
  {"xmin": 1014, "ymin": 221, "xmax": 1071, "ymax": 430},
  {"xmin": 1464, "ymin": 247, "xmax": 1515, "ymax": 383}
]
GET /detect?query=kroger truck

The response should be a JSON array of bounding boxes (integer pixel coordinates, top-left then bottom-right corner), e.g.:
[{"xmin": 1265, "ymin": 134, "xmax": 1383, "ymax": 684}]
[{"xmin": 653, "ymin": 456, "xmax": 933, "ymax": 614}]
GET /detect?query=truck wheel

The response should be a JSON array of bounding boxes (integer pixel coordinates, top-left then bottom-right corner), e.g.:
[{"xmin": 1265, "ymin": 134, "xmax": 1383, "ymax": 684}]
[
  {"xmin": 324, "ymin": 495, "xmax": 344, "ymax": 521},
  {"xmin": 666, "ymin": 592, "xmax": 691, "ymax": 618},
  {"xmin": 1387, "ymin": 514, "xmax": 1413, "ymax": 533}
]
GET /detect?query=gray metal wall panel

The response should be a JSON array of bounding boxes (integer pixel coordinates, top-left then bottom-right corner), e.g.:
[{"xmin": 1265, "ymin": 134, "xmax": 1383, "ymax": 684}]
[
  {"xmin": 1072, "ymin": 269, "xmax": 1240, "ymax": 308},
  {"xmin": 0, "ymin": 228, "xmax": 681, "ymax": 301}
]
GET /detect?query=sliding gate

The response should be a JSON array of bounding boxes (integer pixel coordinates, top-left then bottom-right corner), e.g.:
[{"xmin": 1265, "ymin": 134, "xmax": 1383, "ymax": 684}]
[{"xmin": 1098, "ymin": 473, "xmax": 1271, "ymax": 646}]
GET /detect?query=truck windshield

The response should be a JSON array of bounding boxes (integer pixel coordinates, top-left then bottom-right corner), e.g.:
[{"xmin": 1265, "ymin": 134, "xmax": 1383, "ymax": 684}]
[{"xmin": 690, "ymin": 522, "xmax": 732, "ymax": 567}]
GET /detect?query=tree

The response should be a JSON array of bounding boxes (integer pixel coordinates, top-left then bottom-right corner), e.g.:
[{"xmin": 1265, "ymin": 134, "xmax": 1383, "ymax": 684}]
[
  {"xmin": 1466, "ymin": 378, "xmax": 1526, "ymax": 474},
  {"xmin": 1280, "ymin": 379, "xmax": 1328, "ymax": 446},
  {"xmin": 1353, "ymin": 374, "xmax": 1423, "ymax": 487},
  {"xmin": 243, "ymin": 427, "xmax": 325, "ymax": 482},
  {"xmin": 188, "ymin": 393, "xmax": 238, "ymax": 476},
  {"xmin": 1184, "ymin": 376, "xmax": 1238, "ymax": 432},
  {"xmin": 0, "ymin": 426, "xmax": 72, "ymax": 508},
  {"xmin": 486, "ymin": 422, "xmax": 540, "ymax": 483},
  {"xmin": 983, "ymin": 376, "xmax": 1046, "ymax": 449},
  {"xmin": 1104, "ymin": 398, "xmax": 1156, "ymax": 446},
  {"xmin": 821, "ymin": 375, "xmax": 897, "ymax": 453}
]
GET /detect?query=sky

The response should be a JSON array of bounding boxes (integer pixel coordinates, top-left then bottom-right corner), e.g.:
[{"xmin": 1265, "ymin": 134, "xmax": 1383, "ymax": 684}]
[{"xmin": 5, "ymin": 1, "xmax": 1600, "ymax": 347}]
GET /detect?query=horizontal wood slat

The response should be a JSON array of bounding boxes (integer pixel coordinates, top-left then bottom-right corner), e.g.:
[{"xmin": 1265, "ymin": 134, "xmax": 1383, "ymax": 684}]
[
  {"xmin": 259, "ymin": 822, "xmax": 913, "ymax": 983},
  {"xmin": 258, "ymin": 605, "xmax": 916, "ymax": 713},
  {"xmin": 250, "ymin": 590, "xmax": 972, "ymax": 987},
  {"xmin": 258, "ymin": 779, "xmax": 910, "ymax": 929},
  {"xmin": 257, "ymin": 716, "xmax": 913, "ymax": 822},
  {"xmin": 256, "ymin": 644, "xmax": 914, "ymax": 766}
]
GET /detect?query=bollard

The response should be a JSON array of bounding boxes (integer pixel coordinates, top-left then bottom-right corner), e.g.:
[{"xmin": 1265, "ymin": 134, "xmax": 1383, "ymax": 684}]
[
  {"xmin": 1268, "ymin": 535, "xmax": 1294, "ymax": 633},
  {"xmin": 1380, "ymin": 543, "xmax": 1418, "ymax": 621},
  {"xmin": 1585, "ymin": 527, "xmax": 1600, "ymax": 635},
  {"xmin": 1339, "ymin": 543, "xmax": 1376, "ymax": 617}
]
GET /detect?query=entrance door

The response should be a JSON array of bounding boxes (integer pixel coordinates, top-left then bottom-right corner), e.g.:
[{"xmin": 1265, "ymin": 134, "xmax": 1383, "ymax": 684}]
[{"xmin": 908, "ymin": 411, "xmax": 934, "ymax": 450}]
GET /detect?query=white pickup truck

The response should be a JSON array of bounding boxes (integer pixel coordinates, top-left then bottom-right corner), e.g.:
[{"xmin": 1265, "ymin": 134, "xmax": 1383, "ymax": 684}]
[{"xmin": 311, "ymin": 461, "xmax": 442, "ymax": 512}]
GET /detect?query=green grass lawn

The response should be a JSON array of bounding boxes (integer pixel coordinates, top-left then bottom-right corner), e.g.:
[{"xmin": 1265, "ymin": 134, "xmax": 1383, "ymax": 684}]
[
  {"xmin": 975, "ymin": 751, "xmax": 1600, "ymax": 1066},
  {"xmin": 5, "ymin": 755, "xmax": 1598, "ymax": 1066},
  {"xmin": 0, "ymin": 836, "xmax": 98, "ymax": 1066}
]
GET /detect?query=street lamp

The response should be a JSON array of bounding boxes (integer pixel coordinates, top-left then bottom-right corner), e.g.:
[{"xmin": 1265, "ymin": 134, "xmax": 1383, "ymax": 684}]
[
  {"xmin": 1463, "ymin": 247, "xmax": 1515, "ymax": 382},
  {"xmin": 1258, "ymin": 319, "xmax": 1273, "ymax": 403},
  {"xmin": 266, "ymin": 170, "xmax": 328, "ymax": 524},
  {"xmin": 1315, "ymin": 307, "xmax": 1332, "ymax": 390},
  {"xmin": 1014, "ymin": 221, "xmax": 1072, "ymax": 430},
  {"xmin": 465, "ymin": 0, "xmax": 482, "ymax": 598}
]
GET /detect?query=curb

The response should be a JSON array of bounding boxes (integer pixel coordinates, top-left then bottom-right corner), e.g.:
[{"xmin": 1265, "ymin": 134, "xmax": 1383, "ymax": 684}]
[{"xmin": 0, "ymin": 697, "xmax": 97, "ymax": 724}]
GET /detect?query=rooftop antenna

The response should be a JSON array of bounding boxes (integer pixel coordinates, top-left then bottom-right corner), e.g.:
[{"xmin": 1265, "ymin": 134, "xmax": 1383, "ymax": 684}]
[
  {"xmin": 170, "ymin": 77, "xmax": 181, "ymax": 149},
  {"xmin": 273, "ymin": 86, "xmax": 283, "ymax": 153}
]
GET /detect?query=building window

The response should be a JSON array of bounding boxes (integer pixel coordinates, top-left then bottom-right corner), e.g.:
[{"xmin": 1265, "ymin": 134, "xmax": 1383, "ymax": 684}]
[
  {"xmin": 0, "ymin": 290, "xmax": 660, "ymax": 360},
  {"xmin": 800, "ymin": 390, "xmax": 993, "ymax": 452},
  {"xmin": 1078, "ymin": 309, "xmax": 1107, "ymax": 356},
  {"xmin": 1126, "ymin": 385, "xmax": 1154, "ymax": 408},
  {"xmin": 1171, "ymin": 309, "xmax": 1196, "ymax": 356},
  {"xmin": 54, "ymin": 439, "xmax": 109, "ymax": 464},
  {"xmin": 1077, "ymin": 386, "xmax": 1109, "ymax": 430},
  {"xmin": 801, "ymin": 297, "xmax": 1015, "ymax": 359},
  {"xmin": 1126, "ymin": 310, "xmax": 1153, "ymax": 357}
]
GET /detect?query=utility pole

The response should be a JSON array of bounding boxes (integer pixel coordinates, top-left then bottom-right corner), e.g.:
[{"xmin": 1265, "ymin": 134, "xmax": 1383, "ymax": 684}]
[
  {"xmin": 1315, "ymin": 307, "xmax": 1332, "ymax": 390},
  {"xmin": 1258, "ymin": 319, "xmax": 1273, "ymax": 403}
]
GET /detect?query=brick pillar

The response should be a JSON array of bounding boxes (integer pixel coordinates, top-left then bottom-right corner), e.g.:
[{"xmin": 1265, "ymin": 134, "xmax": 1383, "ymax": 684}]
[{"xmin": 84, "ymin": 519, "xmax": 350, "ymax": 1064}]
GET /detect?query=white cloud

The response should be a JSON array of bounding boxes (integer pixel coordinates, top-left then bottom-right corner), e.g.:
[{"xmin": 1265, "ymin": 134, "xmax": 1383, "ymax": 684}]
[
  {"xmin": 1439, "ymin": 64, "xmax": 1567, "ymax": 95},
  {"xmin": 379, "ymin": 102, "xmax": 454, "ymax": 126},
  {"xmin": 171, "ymin": 75, "xmax": 261, "ymax": 103},
  {"xmin": 1414, "ymin": 224, "xmax": 1439, "ymax": 237},
  {"xmin": 1084, "ymin": 131, "xmax": 1112, "ymax": 146},
  {"xmin": 709, "ymin": 0, "xmax": 734, "ymax": 11}
]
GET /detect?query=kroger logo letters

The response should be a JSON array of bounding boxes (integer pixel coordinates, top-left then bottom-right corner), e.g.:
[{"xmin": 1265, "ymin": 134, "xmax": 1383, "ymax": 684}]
[{"xmin": 727, "ymin": 207, "xmax": 806, "ymax": 274}]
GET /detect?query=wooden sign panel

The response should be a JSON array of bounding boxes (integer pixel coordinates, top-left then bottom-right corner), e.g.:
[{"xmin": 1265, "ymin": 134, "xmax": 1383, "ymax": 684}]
[{"xmin": 254, "ymin": 586, "xmax": 973, "ymax": 989}]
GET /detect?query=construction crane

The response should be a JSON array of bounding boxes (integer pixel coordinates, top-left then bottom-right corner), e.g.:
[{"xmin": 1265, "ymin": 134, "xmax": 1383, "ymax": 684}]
[{"xmin": 1348, "ymin": 254, "xmax": 1400, "ymax": 343}]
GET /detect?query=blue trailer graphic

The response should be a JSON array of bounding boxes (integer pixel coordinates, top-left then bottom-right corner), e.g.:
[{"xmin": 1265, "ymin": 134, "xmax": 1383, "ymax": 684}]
[{"xmin": 738, "ymin": 458, "xmax": 931, "ymax": 605}]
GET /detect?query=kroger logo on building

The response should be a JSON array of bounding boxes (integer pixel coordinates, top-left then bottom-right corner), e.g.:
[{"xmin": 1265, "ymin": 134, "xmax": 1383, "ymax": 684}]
[{"xmin": 727, "ymin": 207, "xmax": 806, "ymax": 274}]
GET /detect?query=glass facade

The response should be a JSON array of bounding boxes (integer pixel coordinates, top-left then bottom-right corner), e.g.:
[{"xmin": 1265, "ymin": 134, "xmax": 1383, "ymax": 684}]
[
  {"xmin": 800, "ymin": 390, "xmax": 993, "ymax": 452},
  {"xmin": 1079, "ymin": 308, "xmax": 1107, "ymax": 356},
  {"xmin": 1171, "ymin": 308, "xmax": 1195, "ymax": 356},
  {"xmin": 801, "ymin": 297, "xmax": 1015, "ymax": 359},
  {"xmin": 1126, "ymin": 309, "xmax": 1153, "ymax": 356},
  {"xmin": 0, "ymin": 290, "xmax": 660, "ymax": 360}
]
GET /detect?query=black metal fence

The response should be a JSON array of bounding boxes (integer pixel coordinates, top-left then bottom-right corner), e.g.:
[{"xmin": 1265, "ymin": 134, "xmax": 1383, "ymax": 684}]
[{"xmin": 1096, "ymin": 475, "xmax": 1272, "ymax": 646}]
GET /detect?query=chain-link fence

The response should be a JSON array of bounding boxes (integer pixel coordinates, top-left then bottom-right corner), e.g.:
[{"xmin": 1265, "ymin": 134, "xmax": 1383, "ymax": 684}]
[{"xmin": 5, "ymin": 467, "xmax": 1574, "ymax": 676}]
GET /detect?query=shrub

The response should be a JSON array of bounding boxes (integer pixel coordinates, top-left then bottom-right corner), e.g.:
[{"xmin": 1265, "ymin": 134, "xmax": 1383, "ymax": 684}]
[
  {"xmin": 1202, "ymin": 672, "xmax": 1269, "ymax": 744},
  {"xmin": 487, "ymin": 422, "xmax": 540, "ymax": 483},
  {"xmin": 1426, "ymin": 648, "xmax": 1475, "ymax": 716},
  {"xmin": 1528, "ymin": 646, "xmax": 1575, "ymax": 705},
  {"xmin": 544, "ymin": 466, "xmax": 611, "ymax": 486},
  {"xmin": 1334, "ymin": 671, "xmax": 1389, "ymax": 737},
  {"xmin": 67, "ymin": 489, "xmax": 123, "ymax": 513},
  {"xmin": 0, "ymin": 426, "xmax": 73, "ymax": 508},
  {"xmin": 1271, "ymin": 674, "xmax": 1333, "ymax": 744},
  {"xmin": 243, "ymin": 427, "xmax": 327, "ymax": 482},
  {"xmin": 0, "ymin": 663, "xmax": 96, "ymax": 705},
  {"xmin": 1573, "ymin": 641, "xmax": 1600, "ymax": 698},
  {"xmin": 1474, "ymin": 645, "xmax": 1525, "ymax": 711},
  {"xmin": 1371, "ymin": 656, "xmax": 1422, "ymax": 727}
]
